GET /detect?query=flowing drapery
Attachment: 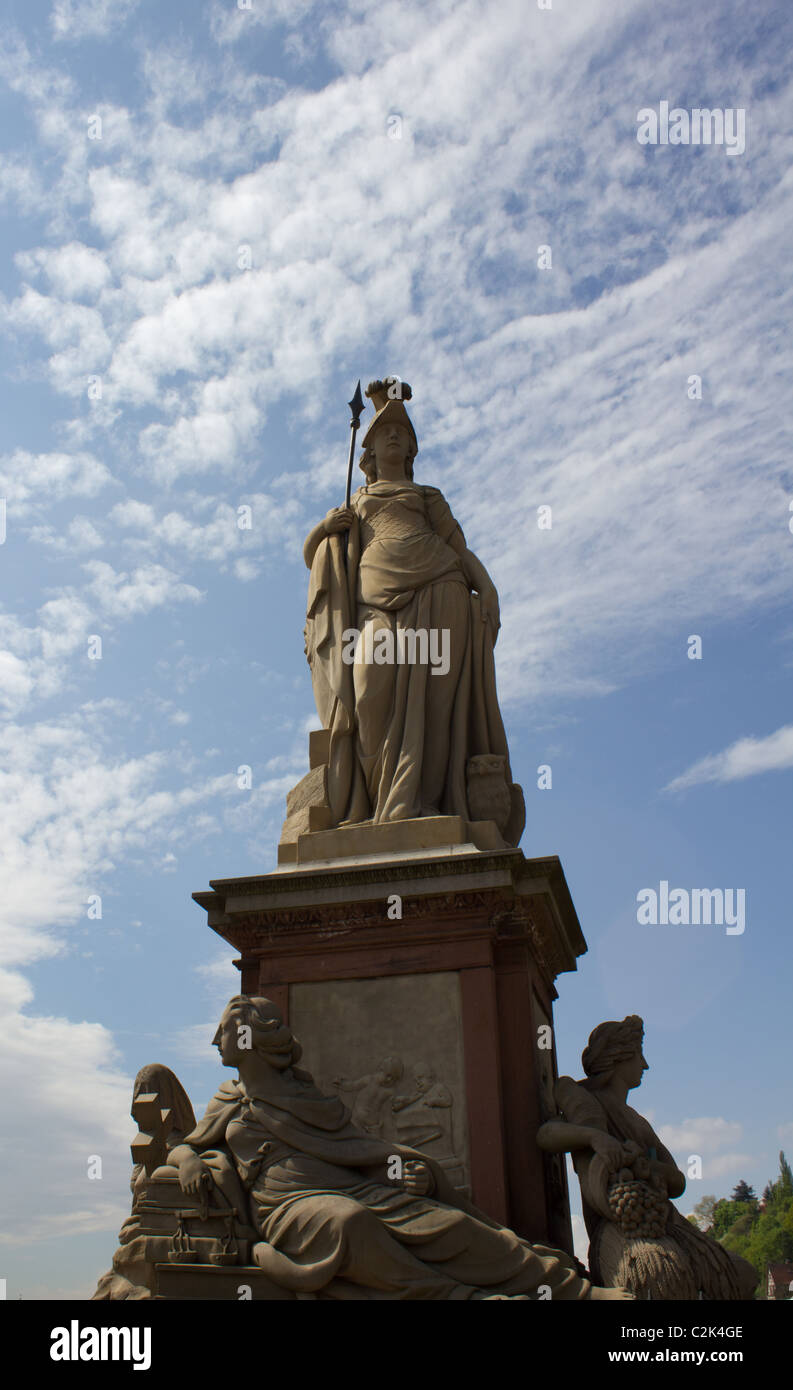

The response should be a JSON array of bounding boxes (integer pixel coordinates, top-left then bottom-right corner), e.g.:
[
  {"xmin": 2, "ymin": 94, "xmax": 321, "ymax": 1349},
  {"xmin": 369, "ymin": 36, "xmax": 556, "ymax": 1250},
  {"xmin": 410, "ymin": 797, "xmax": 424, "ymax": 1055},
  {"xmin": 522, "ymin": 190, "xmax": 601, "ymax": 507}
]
[{"xmin": 304, "ymin": 482, "xmax": 523, "ymax": 842}]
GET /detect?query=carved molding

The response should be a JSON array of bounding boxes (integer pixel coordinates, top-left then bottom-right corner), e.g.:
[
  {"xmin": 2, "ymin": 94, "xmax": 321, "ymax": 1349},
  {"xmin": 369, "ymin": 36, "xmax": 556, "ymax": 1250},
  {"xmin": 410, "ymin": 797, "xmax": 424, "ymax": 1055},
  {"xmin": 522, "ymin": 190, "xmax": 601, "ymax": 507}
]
[
  {"xmin": 207, "ymin": 850, "xmax": 527, "ymax": 899},
  {"xmin": 198, "ymin": 854, "xmax": 584, "ymax": 984}
]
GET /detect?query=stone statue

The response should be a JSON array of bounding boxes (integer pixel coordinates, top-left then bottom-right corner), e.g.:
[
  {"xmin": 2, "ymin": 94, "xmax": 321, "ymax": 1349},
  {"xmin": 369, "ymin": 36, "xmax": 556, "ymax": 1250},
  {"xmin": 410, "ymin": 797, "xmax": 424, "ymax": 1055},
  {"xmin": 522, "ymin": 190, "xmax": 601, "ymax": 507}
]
[
  {"xmin": 281, "ymin": 379, "xmax": 525, "ymax": 850},
  {"xmin": 536, "ymin": 1016, "xmax": 758, "ymax": 1300},
  {"xmin": 96, "ymin": 995, "xmax": 633, "ymax": 1300},
  {"xmin": 93, "ymin": 1062, "xmax": 257, "ymax": 1300}
]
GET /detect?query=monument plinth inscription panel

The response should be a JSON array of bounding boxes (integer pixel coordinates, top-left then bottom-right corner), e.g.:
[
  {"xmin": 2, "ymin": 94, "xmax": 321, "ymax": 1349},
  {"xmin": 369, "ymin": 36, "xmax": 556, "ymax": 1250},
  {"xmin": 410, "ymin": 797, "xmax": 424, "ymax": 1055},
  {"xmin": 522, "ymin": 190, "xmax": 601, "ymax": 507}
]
[{"xmin": 292, "ymin": 972, "xmax": 470, "ymax": 1190}]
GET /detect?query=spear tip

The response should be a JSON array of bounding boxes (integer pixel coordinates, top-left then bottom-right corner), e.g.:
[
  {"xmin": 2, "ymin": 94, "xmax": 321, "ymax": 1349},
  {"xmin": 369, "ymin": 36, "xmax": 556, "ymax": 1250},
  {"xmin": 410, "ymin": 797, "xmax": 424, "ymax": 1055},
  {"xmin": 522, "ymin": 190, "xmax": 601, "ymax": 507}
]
[{"xmin": 348, "ymin": 379, "xmax": 364, "ymax": 423}]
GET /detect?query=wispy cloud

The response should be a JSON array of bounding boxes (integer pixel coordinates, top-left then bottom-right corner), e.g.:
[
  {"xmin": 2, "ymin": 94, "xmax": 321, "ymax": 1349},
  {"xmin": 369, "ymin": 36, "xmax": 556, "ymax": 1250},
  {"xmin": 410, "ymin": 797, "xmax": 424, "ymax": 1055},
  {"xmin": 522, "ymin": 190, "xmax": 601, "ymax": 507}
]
[
  {"xmin": 658, "ymin": 1117, "xmax": 744, "ymax": 1153},
  {"xmin": 664, "ymin": 725, "xmax": 793, "ymax": 792},
  {"xmin": 50, "ymin": 0, "xmax": 141, "ymax": 43},
  {"xmin": 2, "ymin": 1, "xmax": 789, "ymax": 703},
  {"xmin": 657, "ymin": 1117, "xmax": 754, "ymax": 1181}
]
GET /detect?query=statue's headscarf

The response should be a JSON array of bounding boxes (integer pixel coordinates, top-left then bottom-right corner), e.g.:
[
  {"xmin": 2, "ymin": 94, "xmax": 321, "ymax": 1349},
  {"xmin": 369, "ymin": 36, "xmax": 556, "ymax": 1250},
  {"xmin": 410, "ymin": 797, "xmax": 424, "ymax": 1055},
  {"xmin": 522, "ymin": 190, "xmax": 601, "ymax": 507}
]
[
  {"xmin": 132, "ymin": 1063, "xmax": 196, "ymax": 1140},
  {"xmin": 582, "ymin": 1015, "xmax": 644, "ymax": 1080}
]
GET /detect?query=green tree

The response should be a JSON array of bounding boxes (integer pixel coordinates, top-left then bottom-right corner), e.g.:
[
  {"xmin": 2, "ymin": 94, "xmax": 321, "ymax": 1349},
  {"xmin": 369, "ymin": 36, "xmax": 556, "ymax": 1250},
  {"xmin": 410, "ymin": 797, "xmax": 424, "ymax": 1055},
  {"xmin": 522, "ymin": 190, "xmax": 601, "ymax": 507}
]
[
  {"xmin": 712, "ymin": 1199, "xmax": 750, "ymax": 1239},
  {"xmin": 715, "ymin": 1155, "xmax": 793, "ymax": 1289},
  {"xmin": 742, "ymin": 1206, "xmax": 793, "ymax": 1274},
  {"xmin": 691, "ymin": 1195, "xmax": 718, "ymax": 1231}
]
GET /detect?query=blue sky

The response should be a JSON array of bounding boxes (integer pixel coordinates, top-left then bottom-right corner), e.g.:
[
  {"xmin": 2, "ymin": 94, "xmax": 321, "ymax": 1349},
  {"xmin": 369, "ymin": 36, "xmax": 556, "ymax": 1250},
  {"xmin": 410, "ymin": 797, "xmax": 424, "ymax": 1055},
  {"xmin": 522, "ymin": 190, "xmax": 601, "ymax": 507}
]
[{"xmin": 0, "ymin": 0, "xmax": 791, "ymax": 1298}]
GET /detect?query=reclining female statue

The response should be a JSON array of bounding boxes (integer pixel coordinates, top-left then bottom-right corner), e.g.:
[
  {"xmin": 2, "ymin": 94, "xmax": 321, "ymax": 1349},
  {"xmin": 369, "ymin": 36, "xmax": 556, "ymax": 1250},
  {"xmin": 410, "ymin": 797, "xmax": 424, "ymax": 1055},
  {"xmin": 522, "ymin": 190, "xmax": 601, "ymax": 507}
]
[
  {"xmin": 165, "ymin": 995, "xmax": 631, "ymax": 1300},
  {"xmin": 536, "ymin": 1015, "xmax": 757, "ymax": 1300}
]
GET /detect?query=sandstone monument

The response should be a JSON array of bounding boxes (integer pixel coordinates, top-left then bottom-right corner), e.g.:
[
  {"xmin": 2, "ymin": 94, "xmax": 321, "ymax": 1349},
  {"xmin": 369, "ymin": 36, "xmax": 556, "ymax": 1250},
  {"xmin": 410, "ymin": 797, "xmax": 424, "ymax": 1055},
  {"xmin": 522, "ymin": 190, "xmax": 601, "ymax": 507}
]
[
  {"xmin": 95, "ymin": 372, "xmax": 767, "ymax": 1303},
  {"xmin": 95, "ymin": 374, "xmax": 600, "ymax": 1299},
  {"xmin": 94, "ymin": 378, "xmax": 756, "ymax": 1301}
]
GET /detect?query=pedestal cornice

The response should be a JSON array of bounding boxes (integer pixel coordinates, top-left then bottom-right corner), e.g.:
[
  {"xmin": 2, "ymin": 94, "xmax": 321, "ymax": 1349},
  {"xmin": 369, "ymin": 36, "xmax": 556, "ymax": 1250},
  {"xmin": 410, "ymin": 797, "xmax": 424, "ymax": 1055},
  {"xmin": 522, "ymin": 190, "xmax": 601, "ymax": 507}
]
[{"xmin": 193, "ymin": 849, "xmax": 587, "ymax": 990}]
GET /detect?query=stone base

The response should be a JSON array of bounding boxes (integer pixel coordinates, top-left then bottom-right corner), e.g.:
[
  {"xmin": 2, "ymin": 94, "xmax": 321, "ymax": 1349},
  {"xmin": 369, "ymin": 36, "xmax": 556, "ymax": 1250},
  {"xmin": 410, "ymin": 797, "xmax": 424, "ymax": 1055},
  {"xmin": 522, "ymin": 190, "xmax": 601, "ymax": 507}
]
[
  {"xmin": 277, "ymin": 814, "xmax": 507, "ymax": 867},
  {"xmin": 194, "ymin": 845, "xmax": 586, "ymax": 1251},
  {"xmin": 154, "ymin": 1263, "xmax": 295, "ymax": 1300}
]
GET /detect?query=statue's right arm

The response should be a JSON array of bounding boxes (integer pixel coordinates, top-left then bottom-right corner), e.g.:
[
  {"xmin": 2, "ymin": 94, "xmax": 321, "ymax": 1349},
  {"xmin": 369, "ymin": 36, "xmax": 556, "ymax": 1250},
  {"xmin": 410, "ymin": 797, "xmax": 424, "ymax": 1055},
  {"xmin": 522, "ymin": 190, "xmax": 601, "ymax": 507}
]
[
  {"xmin": 536, "ymin": 1120, "xmax": 621, "ymax": 1157},
  {"xmin": 537, "ymin": 1078, "xmax": 626, "ymax": 1163},
  {"xmin": 303, "ymin": 506, "xmax": 355, "ymax": 568}
]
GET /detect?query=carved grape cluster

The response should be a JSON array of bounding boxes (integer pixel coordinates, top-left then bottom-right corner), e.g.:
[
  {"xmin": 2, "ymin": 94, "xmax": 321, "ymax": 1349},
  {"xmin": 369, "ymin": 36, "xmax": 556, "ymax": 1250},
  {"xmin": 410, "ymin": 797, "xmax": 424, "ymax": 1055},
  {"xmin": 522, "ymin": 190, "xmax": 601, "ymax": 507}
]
[{"xmin": 607, "ymin": 1170, "xmax": 667, "ymax": 1238}]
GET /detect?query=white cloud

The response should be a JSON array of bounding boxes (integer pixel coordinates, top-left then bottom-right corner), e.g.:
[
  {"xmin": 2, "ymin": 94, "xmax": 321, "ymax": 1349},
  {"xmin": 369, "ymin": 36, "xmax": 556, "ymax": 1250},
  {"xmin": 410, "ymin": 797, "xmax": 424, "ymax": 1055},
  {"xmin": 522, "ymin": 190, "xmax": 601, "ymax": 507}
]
[
  {"xmin": 3, "ymin": 0, "xmax": 787, "ymax": 705},
  {"xmin": 83, "ymin": 560, "xmax": 203, "ymax": 618},
  {"xmin": 50, "ymin": 0, "xmax": 140, "ymax": 42},
  {"xmin": 657, "ymin": 1117, "xmax": 743, "ymax": 1155},
  {"xmin": 28, "ymin": 515, "xmax": 105, "ymax": 553},
  {"xmin": 16, "ymin": 242, "xmax": 111, "ymax": 299},
  {"xmin": 0, "ymin": 561, "xmax": 204, "ymax": 719},
  {"xmin": 0, "ymin": 710, "xmax": 252, "ymax": 1248},
  {"xmin": 0, "ymin": 450, "xmax": 112, "ymax": 514},
  {"xmin": 0, "ymin": 596, "xmax": 94, "ymax": 714},
  {"xmin": 107, "ymin": 493, "xmax": 303, "ymax": 569},
  {"xmin": 699, "ymin": 1153, "xmax": 756, "ymax": 1180},
  {"xmin": 195, "ymin": 951, "xmax": 240, "ymax": 1006},
  {"xmin": 5, "ymin": 288, "xmax": 112, "ymax": 395},
  {"xmin": 208, "ymin": 0, "xmax": 321, "ymax": 47},
  {"xmin": 656, "ymin": 1119, "xmax": 756, "ymax": 1184},
  {"xmin": 233, "ymin": 556, "xmax": 259, "ymax": 582},
  {"xmin": 0, "ymin": 154, "xmax": 43, "ymax": 213},
  {"xmin": 168, "ymin": 1021, "xmax": 225, "ymax": 1062},
  {"xmin": 664, "ymin": 725, "xmax": 793, "ymax": 793}
]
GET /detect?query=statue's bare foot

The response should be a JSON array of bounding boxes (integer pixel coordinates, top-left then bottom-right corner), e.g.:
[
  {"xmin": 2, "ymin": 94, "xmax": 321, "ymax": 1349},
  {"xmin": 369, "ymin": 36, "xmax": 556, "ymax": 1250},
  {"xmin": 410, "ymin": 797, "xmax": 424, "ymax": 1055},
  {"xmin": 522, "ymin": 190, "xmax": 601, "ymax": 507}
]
[{"xmin": 588, "ymin": 1285, "xmax": 635, "ymax": 1300}]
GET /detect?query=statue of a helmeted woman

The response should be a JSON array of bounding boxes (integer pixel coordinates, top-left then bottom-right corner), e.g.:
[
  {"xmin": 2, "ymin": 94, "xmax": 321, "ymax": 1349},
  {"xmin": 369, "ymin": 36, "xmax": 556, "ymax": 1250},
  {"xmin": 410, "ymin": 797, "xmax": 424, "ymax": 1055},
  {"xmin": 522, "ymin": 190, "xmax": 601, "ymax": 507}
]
[{"xmin": 292, "ymin": 379, "xmax": 525, "ymax": 846}]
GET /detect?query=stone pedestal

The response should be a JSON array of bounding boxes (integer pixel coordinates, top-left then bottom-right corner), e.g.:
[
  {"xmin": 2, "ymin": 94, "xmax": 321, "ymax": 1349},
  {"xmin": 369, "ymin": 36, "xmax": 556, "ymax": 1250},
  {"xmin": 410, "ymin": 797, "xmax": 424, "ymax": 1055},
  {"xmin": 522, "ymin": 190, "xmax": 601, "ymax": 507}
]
[{"xmin": 193, "ymin": 845, "xmax": 586, "ymax": 1252}]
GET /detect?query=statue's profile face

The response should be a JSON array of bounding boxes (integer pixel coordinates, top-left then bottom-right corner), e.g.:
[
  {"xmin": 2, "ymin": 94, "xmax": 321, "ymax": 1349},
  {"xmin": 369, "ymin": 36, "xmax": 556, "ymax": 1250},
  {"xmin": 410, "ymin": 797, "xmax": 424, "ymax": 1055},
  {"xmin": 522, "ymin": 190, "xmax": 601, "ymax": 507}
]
[
  {"xmin": 619, "ymin": 1049, "xmax": 649, "ymax": 1091},
  {"xmin": 212, "ymin": 1008, "xmax": 243, "ymax": 1066},
  {"xmin": 372, "ymin": 422, "xmax": 412, "ymax": 476}
]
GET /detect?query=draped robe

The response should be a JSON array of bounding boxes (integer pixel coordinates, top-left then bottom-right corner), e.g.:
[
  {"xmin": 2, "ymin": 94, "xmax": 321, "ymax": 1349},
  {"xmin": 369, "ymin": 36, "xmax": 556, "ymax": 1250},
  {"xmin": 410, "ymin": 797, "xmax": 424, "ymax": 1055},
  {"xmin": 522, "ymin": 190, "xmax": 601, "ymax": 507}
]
[
  {"xmin": 183, "ymin": 1070, "xmax": 592, "ymax": 1300},
  {"xmin": 304, "ymin": 480, "xmax": 524, "ymax": 840}
]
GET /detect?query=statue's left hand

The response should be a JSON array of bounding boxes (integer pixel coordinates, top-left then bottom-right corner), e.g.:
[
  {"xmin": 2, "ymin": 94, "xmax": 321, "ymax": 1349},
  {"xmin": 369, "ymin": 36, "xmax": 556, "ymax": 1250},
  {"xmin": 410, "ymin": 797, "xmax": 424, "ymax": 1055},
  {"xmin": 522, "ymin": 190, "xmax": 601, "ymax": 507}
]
[{"xmin": 402, "ymin": 1160, "xmax": 434, "ymax": 1196}]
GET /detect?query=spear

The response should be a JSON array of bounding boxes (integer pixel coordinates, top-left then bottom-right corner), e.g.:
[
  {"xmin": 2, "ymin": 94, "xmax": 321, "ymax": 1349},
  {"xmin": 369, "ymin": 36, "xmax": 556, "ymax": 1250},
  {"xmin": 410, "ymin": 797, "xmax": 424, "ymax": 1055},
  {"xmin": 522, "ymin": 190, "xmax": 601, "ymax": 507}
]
[{"xmin": 343, "ymin": 380, "xmax": 365, "ymax": 566}]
